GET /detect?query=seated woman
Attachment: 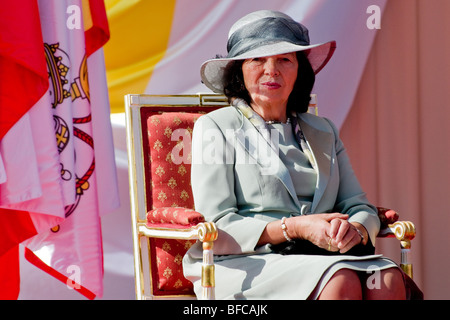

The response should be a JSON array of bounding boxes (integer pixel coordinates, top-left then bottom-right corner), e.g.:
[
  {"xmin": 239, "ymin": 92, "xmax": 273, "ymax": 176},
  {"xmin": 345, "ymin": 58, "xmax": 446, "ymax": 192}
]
[{"xmin": 183, "ymin": 10, "xmax": 406, "ymax": 300}]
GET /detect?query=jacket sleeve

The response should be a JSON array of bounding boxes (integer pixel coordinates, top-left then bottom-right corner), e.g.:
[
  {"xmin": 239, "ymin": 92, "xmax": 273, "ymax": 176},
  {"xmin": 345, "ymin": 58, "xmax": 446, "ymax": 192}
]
[
  {"xmin": 325, "ymin": 118, "xmax": 380, "ymax": 245},
  {"xmin": 191, "ymin": 113, "xmax": 269, "ymax": 255}
]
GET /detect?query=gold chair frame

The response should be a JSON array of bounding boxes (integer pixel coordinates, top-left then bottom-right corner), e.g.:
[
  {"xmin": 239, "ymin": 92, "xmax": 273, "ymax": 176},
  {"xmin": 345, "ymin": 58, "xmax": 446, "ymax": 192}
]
[
  {"xmin": 125, "ymin": 93, "xmax": 415, "ymax": 300},
  {"xmin": 125, "ymin": 94, "xmax": 225, "ymax": 300}
]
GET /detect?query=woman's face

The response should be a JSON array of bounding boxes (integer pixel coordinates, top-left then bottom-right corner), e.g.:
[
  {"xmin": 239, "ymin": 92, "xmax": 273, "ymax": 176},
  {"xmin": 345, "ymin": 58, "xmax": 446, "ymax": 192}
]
[{"xmin": 242, "ymin": 53, "xmax": 298, "ymax": 108}]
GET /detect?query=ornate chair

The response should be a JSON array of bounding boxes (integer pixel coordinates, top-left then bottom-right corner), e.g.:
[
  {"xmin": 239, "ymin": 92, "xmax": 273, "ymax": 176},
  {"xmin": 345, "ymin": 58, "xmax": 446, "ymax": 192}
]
[{"xmin": 124, "ymin": 93, "xmax": 416, "ymax": 300}]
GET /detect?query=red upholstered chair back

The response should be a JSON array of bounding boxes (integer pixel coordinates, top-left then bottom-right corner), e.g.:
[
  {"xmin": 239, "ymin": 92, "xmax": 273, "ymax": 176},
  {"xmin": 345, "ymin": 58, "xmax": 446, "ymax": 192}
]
[
  {"xmin": 144, "ymin": 111, "xmax": 202, "ymax": 296},
  {"xmin": 145, "ymin": 112, "xmax": 199, "ymax": 210}
]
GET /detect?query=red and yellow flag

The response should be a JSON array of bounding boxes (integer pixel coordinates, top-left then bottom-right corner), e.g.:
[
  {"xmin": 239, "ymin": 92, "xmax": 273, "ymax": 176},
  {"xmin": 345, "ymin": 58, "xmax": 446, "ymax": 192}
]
[{"xmin": 0, "ymin": 0, "xmax": 118, "ymax": 300}]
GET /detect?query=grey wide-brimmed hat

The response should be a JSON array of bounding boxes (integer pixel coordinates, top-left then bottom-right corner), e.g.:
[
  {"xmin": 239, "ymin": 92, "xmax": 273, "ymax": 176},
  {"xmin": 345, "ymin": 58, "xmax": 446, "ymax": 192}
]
[{"xmin": 201, "ymin": 10, "xmax": 337, "ymax": 93}]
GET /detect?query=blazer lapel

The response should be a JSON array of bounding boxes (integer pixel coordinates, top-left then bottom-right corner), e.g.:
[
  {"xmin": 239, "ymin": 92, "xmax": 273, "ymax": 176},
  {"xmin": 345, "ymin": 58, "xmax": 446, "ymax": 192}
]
[
  {"xmin": 298, "ymin": 115, "xmax": 334, "ymax": 213},
  {"xmin": 234, "ymin": 116, "xmax": 302, "ymax": 210}
]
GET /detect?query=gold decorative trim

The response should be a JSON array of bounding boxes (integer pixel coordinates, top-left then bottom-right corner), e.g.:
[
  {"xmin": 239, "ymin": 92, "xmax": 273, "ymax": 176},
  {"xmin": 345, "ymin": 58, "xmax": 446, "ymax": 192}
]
[{"xmin": 202, "ymin": 265, "xmax": 215, "ymax": 287}]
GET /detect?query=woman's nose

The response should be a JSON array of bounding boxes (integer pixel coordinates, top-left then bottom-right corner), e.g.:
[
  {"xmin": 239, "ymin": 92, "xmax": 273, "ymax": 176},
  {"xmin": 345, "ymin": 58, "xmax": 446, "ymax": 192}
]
[{"xmin": 264, "ymin": 58, "xmax": 280, "ymax": 76}]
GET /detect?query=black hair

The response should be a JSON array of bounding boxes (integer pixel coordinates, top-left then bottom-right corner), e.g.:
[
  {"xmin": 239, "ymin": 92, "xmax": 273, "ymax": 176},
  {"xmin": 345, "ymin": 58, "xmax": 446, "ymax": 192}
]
[{"xmin": 222, "ymin": 51, "xmax": 315, "ymax": 114}]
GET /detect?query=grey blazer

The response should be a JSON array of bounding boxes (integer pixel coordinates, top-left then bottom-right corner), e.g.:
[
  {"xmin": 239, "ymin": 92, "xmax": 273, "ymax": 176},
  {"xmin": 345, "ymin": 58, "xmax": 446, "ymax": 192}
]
[{"xmin": 189, "ymin": 106, "xmax": 379, "ymax": 258}]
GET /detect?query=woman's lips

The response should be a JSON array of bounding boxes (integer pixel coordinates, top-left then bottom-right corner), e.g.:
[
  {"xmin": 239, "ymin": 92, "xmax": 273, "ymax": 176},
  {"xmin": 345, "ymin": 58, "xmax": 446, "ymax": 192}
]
[{"xmin": 262, "ymin": 82, "xmax": 281, "ymax": 89}]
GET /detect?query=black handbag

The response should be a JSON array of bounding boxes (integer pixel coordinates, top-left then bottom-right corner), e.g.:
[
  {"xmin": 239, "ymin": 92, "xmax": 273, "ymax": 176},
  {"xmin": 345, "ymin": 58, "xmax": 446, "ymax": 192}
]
[{"xmin": 269, "ymin": 239, "xmax": 375, "ymax": 256}]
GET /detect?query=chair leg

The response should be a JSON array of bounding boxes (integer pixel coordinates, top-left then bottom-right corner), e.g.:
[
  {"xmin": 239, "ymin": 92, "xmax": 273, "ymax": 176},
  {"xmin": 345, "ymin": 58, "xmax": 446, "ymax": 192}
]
[
  {"xmin": 390, "ymin": 221, "xmax": 415, "ymax": 279},
  {"xmin": 201, "ymin": 241, "xmax": 215, "ymax": 300},
  {"xmin": 197, "ymin": 221, "xmax": 218, "ymax": 300},
  {"xmin": 400, "ymin": 240, "xmax": 413, "ymax": 279}
]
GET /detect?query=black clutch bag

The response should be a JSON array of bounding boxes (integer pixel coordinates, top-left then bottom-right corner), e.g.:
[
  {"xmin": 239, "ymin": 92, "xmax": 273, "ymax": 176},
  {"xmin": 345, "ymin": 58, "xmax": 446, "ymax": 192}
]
[{"xmin": 269, "ymin": 239, "xmax": 375, "ymax": 256}]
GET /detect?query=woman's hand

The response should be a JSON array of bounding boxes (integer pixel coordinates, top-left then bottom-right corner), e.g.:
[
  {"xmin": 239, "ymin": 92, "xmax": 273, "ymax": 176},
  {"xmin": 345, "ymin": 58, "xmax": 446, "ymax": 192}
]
[
  {"xmin": 328, "ymin": 219, "xmax": 368, "ymax": 253},
  {"xmin": 258, "ymin": 213, "xmax": 368, "ymax": 252},
  {"xmin": 287, "ymin": 213, "xmax": 349, "ymax": 251}
]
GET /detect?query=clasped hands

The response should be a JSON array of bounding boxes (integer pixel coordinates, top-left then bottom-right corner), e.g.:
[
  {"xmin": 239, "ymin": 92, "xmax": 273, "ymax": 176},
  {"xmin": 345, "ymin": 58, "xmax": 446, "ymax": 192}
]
[{"xmin": 288, "ymin": 213, "xmax": 367, "ymax": 254}]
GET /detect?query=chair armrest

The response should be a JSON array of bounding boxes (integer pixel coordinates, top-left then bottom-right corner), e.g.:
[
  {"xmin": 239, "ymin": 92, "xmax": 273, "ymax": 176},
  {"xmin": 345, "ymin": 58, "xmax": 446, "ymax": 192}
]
[
  {"xmin": 139, "ymin": 220, "xmax": 218, "ymax": 243},
  {"xmin": 376, "ymin": 207, "xmax": 416, "ymax": 278},
  {"xmin": 147, "ymin": 207, "xmax": 205, "ymax": 226},
  {"xmin": 376, "ymin": 207, "xmax": 416, "ymax": 246},
  {"xmin": 144, "ymin": 206, "xmax": 217, "ymax": 247},
  {"xmin": 378, "ymin": 220, "xmax": 416, "ymax": 246},
  {"xmin": 142, "ymin": 207, "xmax": 218, "ymax": 300},
  {"xmin": 378, "ymin": 219, "xmax": 416, "ymax": 279}
]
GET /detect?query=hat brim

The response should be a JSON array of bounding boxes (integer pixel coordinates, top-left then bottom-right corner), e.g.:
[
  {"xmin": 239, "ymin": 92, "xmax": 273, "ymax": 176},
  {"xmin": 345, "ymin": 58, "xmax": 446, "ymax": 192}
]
[{"xmin": 201, "ymin": 40, "xmax": 336, "ymax": 93}]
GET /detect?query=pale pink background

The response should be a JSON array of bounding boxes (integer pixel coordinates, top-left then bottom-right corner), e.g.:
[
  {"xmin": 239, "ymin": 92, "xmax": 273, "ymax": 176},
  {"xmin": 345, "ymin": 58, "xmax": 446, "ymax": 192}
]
[{"xmin": 341, "ymin": 0, "xmax": 450, "ymax": 299}]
